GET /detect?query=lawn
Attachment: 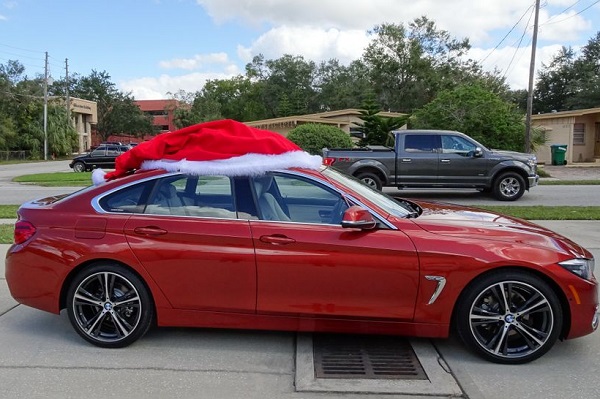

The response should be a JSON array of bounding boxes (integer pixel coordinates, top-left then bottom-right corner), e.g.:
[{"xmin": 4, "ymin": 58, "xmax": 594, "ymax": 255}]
[{"xmin": 13, "ymin": 172, "xmax": 93, "ymax": 187}]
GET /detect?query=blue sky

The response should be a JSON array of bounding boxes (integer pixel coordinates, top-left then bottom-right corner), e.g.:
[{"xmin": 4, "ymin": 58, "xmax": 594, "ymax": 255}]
[{"xmin": 1, "ymin": 0, "xmax": 599, "ymax": 100}]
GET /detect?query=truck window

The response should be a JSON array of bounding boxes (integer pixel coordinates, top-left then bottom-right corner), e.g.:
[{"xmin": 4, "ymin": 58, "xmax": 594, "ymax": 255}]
[
  {"xmin": 404, "ymin": 135, "xmax": 438, "ymax": 153},
  {"xmin": 441, "ymin": 135, "xmax": 477, "ymax": 156}
]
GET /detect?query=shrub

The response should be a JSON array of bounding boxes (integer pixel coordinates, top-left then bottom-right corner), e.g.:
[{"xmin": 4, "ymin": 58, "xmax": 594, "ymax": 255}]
[{"xmin": 287, "ymin": 123, "xmax": 353, "ymax": 155}]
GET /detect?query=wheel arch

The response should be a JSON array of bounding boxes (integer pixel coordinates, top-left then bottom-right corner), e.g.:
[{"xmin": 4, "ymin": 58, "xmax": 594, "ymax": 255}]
[
  {"xmin": 352, "ymin": 166, "xmax": 388, "ymax": 186},
  {"xmin": 450, "ymin": 266, "xmax": 571, "ymax": 340},
  {"xmin": 491, "ymin": 166, "xmax": 531, "ymax": 190}
]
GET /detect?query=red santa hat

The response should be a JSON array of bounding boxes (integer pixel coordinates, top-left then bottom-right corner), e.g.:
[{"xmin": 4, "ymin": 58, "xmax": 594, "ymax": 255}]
[{"xmin": 92, "ymin": 119, "xmax": 323, "ymax": 185}]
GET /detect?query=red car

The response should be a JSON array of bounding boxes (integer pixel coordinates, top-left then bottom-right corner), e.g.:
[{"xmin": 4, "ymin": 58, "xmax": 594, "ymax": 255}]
[{"xmin": 5, "ymin": 166, "xmax": 598, "ymax": 364}]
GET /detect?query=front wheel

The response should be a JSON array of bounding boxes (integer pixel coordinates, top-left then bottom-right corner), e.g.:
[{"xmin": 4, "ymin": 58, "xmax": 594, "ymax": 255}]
[
  {"xmin": 455, "ymin": 271, "xmax": 562, "ymax": 364},
  {"xmin": 66, "ymin": 263, "xmax": 154, "ymax": 348},
  {"xmin": 356, "ymin": 172, "xmax": 382, "ymax": 190},
  {"xmin": 493, "ymin": 172, "xmax": 525, "ymax": 201},
  {"xmin": 72, "ymin": 162, "xmax": 86, "ymax": 173}
]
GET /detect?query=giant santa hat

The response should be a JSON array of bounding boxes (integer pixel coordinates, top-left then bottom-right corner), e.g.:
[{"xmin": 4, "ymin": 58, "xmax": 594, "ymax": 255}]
[{"xmin": 93, "ymin": 119, "xmax": 323, "ymax": 185}]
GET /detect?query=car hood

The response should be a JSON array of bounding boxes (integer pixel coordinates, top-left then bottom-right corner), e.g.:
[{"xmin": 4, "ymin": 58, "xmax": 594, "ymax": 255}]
[
  {"xmin": 399, "ymin": 201, "xmax": 589, "ymax": 258},
  {"xmin": 489, "ymin": 149, "xmax": 535, "ymax": 162}
]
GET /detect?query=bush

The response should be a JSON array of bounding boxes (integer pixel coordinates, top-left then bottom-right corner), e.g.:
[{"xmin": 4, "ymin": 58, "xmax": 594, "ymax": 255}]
[{"xmin": 287, "ymin": 124, "xmax": 353, "ymax": 155}]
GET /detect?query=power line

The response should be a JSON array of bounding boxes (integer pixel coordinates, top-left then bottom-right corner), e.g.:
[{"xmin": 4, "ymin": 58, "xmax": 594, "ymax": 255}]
[
  {"xmin": 0, "ymin": 42, "xmax": 44, "ymax": 54},
  {"xmin": 540, "ymin": 0, "xmax": 600, "ymax": 26},
  {"xmin": 480, "ymin": 3, "xmax": 534, "ymax": 64}
]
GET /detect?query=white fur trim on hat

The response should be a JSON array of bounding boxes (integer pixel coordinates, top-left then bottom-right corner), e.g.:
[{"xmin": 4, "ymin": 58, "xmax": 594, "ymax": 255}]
[
  {"xmin": 92, "ymin": 169, "xmax": 107, "ymax": 186},
  {"xmin": 141, "ymin": 151, "xmax": 322, "ymax": 176}
]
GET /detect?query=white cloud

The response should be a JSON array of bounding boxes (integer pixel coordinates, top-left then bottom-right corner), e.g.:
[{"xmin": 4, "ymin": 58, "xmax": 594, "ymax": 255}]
[
  {"xmin": 159, "ymin": 52, "xmax": 231, "ymax": 70},
  {"xmin": 237, "ymin": 26, "xmax": 369, "ymax": 64},
  {"xmin": 119, "ymin": 69, "xmax": 241, "ymax": 100},
  {"xmin": 469, "ymin": 44, "xmax": 565, "ymax": 90},
  {"xmin": 0, "ymin": 14, "xmax": 6, "ymax": 21}
]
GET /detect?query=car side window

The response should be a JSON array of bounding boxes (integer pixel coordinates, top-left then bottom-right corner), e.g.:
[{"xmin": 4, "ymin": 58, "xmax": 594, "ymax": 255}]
[
  {"xmin": 106, "ymin": 146, "xmax": 120, "ymax": 156},
  {"xmin": 252, "ymin": 173, "xmax": 349, "ymax": 224},
  {"xmin": 90, "ymin": 148, "xmax": 106, "ymax": 157},
  {"xmin": 441, "ymin": 135, "xmax": 477, "ymax": 156},
  {"xmin": 404, "ymin": 135, "xmax": 438, "ymax": 153},
  {"xmin": 143, "ymin": 175, "xmax": 256, "ymax": 219},
  {"xmin": 98, "ymin": 181, "xmax": 154, "ymax": 213}
]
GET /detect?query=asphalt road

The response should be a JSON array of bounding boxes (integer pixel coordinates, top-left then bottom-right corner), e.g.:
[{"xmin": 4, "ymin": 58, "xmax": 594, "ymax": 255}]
[{"xmin": 1, "ymin": 160, "xmax": 600, "ymax": 206}]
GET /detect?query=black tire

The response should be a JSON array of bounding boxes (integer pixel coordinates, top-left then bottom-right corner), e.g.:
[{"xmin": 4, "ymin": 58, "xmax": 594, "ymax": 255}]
[
  {"xmin": 72, "ymin": 162, "xmax": 86, "ymax": 173},
  {"xmin": 493, "ymin": 172, "xmax": 525, "ymax": 201},
  {"xmin": 455, "ymin": 270, "xmax": 562, "ymax": 364},
  {"xmin": 66, "ymin": 262, "xmax": 154, "ymax": 348},
  {"xmin": 356, "ymin": 172, "xmax": 382, "ymax": 190}
]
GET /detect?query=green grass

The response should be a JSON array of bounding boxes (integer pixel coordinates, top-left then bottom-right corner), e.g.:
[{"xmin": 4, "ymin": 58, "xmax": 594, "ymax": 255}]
[
  {"xmin": 13, "ymin": 172, "xmax": 92, "ymax": 187},
  {"xmin": 539, "ymin": 179, "xmax": 600, "ymax": 185},
  {"xmin": 0, "ymin": 224, "xmax": 13, "ymax": 244},
  {"xmin": 0, "ymin": 205, "xmax": 18, "ymax": 218},
  {"xmin": 475, "ymin": 206, "xmax": 600, "ymax": 220}
]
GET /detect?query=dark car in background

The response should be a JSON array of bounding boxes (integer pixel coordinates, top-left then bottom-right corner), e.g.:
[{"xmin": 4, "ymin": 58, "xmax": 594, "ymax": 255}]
[{"xmin": 70, "ymin": 144, "xmax": 131, "ymax": 172}]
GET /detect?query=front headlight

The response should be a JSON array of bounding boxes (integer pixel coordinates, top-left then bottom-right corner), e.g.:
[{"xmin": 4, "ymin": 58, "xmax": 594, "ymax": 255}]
[
  {"xmin": 527, "ymin": 156, "xmax": 537, "ymax": 170},
  {"xmin": 559, "ymin": 258, "xmax": 595, "ymax": 280}
]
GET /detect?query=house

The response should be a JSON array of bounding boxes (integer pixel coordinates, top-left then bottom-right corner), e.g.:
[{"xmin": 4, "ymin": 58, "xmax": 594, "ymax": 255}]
[
  {"xmin": 49, "ymin": 96, "xmax": 97, "ymax": 153},
  {"xmin": 246, "ymin": 109, "xmax": 407, "ymax": 138},
  {"xmin": 532, "ymin": 108, "xmax": 600, "ymax": 164}
]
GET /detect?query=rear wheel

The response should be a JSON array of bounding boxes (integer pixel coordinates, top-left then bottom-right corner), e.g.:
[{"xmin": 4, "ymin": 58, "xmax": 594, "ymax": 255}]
[
  {"xmin": 493, "ymin": 172, "xmax": 525, "ymax": 201},
  {"xmin": 72, "ymin": 162, "xmax": 86, "ymax": 172},
  {"xmin": 356, "ymin": 172, "xmax": 382, "ymax": 190},
  {"xmin": 455, "ymin": 271, "xmax": 562, "ymax": 364},
  {"xmin": 66, "ymin": 263, "xmax": 154, "ymax": 348}
]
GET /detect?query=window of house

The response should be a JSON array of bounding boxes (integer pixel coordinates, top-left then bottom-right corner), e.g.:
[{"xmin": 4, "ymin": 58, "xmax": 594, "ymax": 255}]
[{"xmin": 574, "ymin": 123, "xmax": 585, "ymax": 145}]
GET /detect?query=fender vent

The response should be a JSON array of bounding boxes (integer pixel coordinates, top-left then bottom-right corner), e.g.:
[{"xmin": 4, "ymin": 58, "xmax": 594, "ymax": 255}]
[{"xmin": 313, "ymin": 334, "xmax": 427, "ymax": 380}]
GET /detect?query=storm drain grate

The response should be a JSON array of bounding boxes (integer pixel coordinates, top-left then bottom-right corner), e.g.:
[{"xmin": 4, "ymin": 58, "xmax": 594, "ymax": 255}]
[{"xmin": 313, "ymin": 334, "xmax": 427, "ymax": 380}]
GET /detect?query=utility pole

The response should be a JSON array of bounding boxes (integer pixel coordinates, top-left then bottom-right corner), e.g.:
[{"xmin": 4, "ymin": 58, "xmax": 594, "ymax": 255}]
[
  {"xmin": 65, "ymin": 58, "xmax": 70, "ymax": 123},
  {"xmin": 525, "ymin": 0, "xmax": 541, "ymax": 153},
  {"xmin": 43, "ymin": 51, "xmax": 48, "ymax": 161}
]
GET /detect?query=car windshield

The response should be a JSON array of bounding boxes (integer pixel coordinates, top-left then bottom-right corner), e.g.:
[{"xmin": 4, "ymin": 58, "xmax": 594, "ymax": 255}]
[{"xmin": 322, "ymin": 167, "xmax": 414, "ymax": 218}]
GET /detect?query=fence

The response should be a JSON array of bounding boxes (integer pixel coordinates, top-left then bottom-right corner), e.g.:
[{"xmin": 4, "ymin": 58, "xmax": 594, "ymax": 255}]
[{"xmin": 0, "ymin": 151, "xmax": 32, "ymax": 161}]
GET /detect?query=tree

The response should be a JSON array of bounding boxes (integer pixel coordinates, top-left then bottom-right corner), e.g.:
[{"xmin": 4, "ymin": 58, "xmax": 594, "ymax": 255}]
[
  {"xmin": 410, "ymin": 84, "xmax": 529, "ymax": 152},
  {"xmin": 356, "ymin": 94, "xmax": 408, "ymax": 146},
  {"xmin": 287, "ymin": 123, "xmax": 353, "ymax": 155},
  {"xmin": 361, "ymin": 17, "xmax": 479, "ymax": 113},
  {"xmin": 533, "ymin": 47, "xmax": 577, "ymax": 113},
  {"xmin": 66, "ymin": 70, "xmax": 156, "ymax": 141}
]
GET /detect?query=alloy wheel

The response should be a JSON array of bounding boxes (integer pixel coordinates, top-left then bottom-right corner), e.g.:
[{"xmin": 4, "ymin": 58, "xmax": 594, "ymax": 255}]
[{"xmin": 468, "ymin": 280, "xmax": 554, "ymax": 361}]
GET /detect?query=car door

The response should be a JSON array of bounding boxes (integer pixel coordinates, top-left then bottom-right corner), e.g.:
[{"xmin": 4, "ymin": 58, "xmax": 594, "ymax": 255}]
[
  {"xmin": 120, "ymin": 174, "xmax": 257, "ymax": 313},
  {"xmin": 396, "ymin": 134, "xmax": 439, "ymax": 185},
  {"xmin": 249, "ymin": 172, "xmax": 419, "ymax": 320},
  {"xmin": 438, "ymin": 134, "xmax": 489, "ymax": 185}
]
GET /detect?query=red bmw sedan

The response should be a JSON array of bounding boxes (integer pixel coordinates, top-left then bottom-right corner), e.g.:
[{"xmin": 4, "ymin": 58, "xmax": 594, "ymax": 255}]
[{"xmin": 5, "ymin": 166, "xmax": 598, "ymax": 364}]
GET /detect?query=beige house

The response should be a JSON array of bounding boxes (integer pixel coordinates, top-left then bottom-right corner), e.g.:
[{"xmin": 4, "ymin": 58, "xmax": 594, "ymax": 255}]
[
  {"xmin": 50, "ymin": 96, "xmax": 98, "ymax": 153},
  {"xmin": 246, "ymin": 108, "xmax": 406, "ymax": 137},
  {"xmin": 532, "ymin": 108, "xmax": 600, "ymax": 164}
]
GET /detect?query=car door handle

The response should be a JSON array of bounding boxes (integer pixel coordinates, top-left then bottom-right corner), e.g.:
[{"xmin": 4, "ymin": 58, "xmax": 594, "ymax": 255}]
[
  {"xmin": 134, "ymin": 226, "xmax": 168, "ymax": 236},
  {"xmin": 440, "ymin": 159, "xmax": 451, "ymax": 163},
  {"xmin": 401, "ymin": 158, "xmax": 412, "ymax": 162},
  {"xmin": 259, "ymin": 234, "xmax": 296, "ymax": 245}
]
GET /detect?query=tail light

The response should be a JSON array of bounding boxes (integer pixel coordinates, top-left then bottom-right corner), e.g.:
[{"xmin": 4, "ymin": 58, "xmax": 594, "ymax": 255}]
[
  {"xmin": 323, "ymin": 157, "xmax": 336, "ymax": 166},
  {"xmin": 14, "ymin": 221, "xmax": 36, "ymax": 244}
]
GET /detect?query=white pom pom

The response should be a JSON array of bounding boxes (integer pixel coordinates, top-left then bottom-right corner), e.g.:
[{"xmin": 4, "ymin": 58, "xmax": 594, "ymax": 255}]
[{"xmin": 92, "ymin": 169, "xmax": 107, "ymax": 186}]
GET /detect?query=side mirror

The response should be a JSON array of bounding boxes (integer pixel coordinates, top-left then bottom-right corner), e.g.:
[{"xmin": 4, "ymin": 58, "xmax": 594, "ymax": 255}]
[
  {"xmin": 473, "ymin": 147, "xmax": 483, "ymax": 157},
  {"xmin": 341, "ymin": 205, "xmax": 377, "ymax": 230}
]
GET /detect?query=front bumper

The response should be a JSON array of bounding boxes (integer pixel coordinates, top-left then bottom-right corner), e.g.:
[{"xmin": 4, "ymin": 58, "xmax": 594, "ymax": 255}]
[{"xmin": 528, "ymin": 174, "xmax": 539, "ymax": 188}]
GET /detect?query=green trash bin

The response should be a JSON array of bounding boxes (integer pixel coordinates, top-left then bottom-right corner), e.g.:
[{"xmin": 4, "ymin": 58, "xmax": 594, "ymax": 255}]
[{"xmin": 550, "ymin": 144, "xmax": 568, "ymax": 165}]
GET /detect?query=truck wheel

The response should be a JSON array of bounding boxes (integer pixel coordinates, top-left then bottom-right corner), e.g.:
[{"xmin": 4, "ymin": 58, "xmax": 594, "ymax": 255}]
[
  {"xmin": 356, "ymin": 172, "xmax": 382, "ymax": 190},
  {"xmin": 493, "ymin": 172, "xmax": 525, "ymax": 201}
]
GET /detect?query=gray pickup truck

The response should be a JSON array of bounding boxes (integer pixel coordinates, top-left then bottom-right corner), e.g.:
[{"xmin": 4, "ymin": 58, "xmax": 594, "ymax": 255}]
[{"xmin": 323, "ymin": 130, "xmax": 539, "ymax": 201}]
